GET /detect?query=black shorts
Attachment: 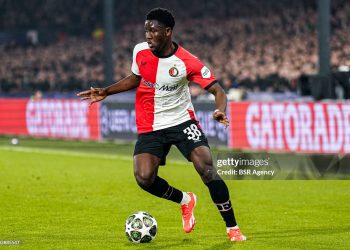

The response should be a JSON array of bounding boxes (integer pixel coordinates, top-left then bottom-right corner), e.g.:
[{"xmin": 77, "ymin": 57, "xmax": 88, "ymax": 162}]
[{"xmin": 134, "ymin": 120, "xmax": 210, "ymax": 165}]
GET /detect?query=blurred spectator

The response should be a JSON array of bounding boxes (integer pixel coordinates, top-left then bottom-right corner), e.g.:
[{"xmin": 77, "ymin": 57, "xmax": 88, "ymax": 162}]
[
  {"xmin": 0, "ymin": 0, "xmax": 349, "ymax": 97},
  {"xmin": 31, "ymin": 90, "xmax": 43, "ymax": 100}
]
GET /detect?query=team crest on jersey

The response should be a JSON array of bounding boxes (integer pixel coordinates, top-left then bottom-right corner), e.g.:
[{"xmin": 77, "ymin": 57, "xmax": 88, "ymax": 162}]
[{"xmin": 169, "ymin": 67, "xmax": 179, "ymax": 77}]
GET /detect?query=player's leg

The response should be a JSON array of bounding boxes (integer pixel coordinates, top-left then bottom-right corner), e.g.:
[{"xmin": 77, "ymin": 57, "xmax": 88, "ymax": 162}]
[
  {"xmin": 133, "ymin": 131, "xmax": 190, "ymax": 207},
  {"xmin": 190, "ymin": 146, "xmax": 237, "ymax": 226},
  {"xmin": 133, "ymin": 153, "xmax": 184, "ymax": 203},
  {"xmin": 133, "ymin": 152, "xmax": 195, "ymax": 233},
  {"xmin": 190, "ymin": 146, "xmax": 246, "ymax": 241}
]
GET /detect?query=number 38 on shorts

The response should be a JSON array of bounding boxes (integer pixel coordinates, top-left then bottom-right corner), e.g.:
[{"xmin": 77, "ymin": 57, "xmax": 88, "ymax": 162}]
[{"xmin": 183, "ymin": 124, "xmax": 202, "ymax": 142}]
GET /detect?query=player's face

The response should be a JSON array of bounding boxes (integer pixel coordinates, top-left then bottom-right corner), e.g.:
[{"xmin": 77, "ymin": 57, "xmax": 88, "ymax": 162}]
[{"xmin": 144, "ymin": 20, "xmax": 171, "ymax": 53}]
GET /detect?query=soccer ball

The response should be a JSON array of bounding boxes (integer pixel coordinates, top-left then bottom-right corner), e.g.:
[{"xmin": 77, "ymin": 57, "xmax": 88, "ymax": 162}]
[{"xmin": 125, "ymin": 211, "xmax": 157, "ymax": 243}]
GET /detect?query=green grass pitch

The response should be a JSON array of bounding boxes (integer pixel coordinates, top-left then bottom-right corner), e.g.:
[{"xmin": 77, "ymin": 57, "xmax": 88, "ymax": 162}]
[{"xmin": 0, "ymin": 137, "xmax": 349, "ymax": 249}]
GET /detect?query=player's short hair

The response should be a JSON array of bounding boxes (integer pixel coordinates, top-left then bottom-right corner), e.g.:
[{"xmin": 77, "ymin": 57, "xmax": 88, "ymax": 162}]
[{"xmin": 146, "ymin": 8, "xmax": 175, "ymax": 29}]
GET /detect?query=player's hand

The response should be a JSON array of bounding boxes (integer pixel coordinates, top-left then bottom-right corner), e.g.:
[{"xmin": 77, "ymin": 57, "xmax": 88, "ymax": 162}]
[
  {"xmin": 213, "ymin": 110, "xmax": 229, "ymax": 128},
  {"xmin": 77, "ymin": 87, "xmax": 107, "ymax": 106}
]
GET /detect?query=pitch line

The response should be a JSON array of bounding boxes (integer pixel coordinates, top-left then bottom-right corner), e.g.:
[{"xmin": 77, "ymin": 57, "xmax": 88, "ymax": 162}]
[{"xmin": 0, "ymin": 145, "xmax": 187, "ymax": 165}]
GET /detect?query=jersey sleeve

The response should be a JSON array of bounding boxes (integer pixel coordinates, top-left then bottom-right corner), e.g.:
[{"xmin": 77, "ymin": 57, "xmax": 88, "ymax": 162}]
[
  {"xmin": 187, "ymin": 58, "xmax": 217, "ymax": 89},
  {"xmin": 131, "ymin": 45, "xmax": 140, "ymax": 76}
]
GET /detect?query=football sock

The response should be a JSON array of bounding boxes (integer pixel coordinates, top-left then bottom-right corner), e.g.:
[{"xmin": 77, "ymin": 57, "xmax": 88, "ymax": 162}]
[
  {"xmin": 180, "ymin": 192, "xmax": 191, "ymax": 205},
  {"xmin": 205, "ymin": 179, "xmax": 237, "ymax": 227},
  {"xmin": 140, "ymin": 176, "xmax": 183, "ymax": 203}
]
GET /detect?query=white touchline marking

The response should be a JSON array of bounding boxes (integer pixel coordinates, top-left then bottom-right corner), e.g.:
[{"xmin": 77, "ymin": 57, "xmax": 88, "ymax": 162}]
[{"xmin": 0, "ymin": 146, "xmax": 187, "ymax": 165}]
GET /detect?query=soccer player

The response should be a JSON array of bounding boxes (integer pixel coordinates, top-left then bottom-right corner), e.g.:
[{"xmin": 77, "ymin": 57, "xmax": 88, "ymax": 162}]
[{"xmin": 77, "ymin": 8, "xmax": 246, "ymax": 241}]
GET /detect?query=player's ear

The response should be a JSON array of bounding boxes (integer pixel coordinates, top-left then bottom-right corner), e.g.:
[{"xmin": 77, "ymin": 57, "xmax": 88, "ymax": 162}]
[{"xmin": 165, "ymin": 27, "xmax": 172, "ymax": 36}]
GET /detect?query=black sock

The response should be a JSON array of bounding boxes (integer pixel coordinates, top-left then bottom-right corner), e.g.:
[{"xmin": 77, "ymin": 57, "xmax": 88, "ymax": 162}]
[
  {"xmin": 140, "ymin": 176, "xmax": 183, "ymax": 203},
  {"xmin": 205, "ymin": 179, "xmax": 237, "ymax": 227}
]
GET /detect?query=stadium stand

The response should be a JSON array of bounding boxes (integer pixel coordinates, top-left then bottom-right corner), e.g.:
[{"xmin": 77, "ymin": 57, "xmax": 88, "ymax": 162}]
[{"xmin": 0, "ymin": 0, "xmax": 349, "ymax": 98}]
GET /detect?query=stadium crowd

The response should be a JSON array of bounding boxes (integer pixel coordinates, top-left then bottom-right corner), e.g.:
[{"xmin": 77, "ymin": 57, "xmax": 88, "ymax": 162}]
[{"xmin": 1, "ymin": 0, "xmax": 349, "ymax": 97}]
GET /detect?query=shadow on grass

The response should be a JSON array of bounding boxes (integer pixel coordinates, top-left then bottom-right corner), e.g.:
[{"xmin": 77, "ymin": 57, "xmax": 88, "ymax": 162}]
[
  {"xmin": 122, "ymin": 238, "xmax": 195, "ymax": 249},
  {"xmin": 201, "ymin": 226, "xmax": 350, "ymax": 250},
  {"xmin": 251, "ymin": 226, "xmax": 350, "ymax": 239},
  {"xmin": 205, "ymin": 240, "xmax": 242, "ymax": 250}
]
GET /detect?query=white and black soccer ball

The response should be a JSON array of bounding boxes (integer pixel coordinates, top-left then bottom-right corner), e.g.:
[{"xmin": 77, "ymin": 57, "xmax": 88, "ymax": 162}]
[{"xmin": 125, "ymin": 211, "xmax": 157, "ymax": 243}]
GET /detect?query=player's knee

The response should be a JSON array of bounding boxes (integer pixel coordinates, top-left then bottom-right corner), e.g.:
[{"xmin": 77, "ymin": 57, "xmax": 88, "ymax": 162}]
[
  {"xmin": 197, "ymin": 163, "xmax": 217, "ymax": 183},
  {"xmin": 134, "ymin": 170, "xmax": 155, "ymax": 188}
]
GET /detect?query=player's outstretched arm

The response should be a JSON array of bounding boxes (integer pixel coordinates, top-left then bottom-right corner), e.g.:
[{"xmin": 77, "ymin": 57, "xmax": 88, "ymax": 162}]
[
  {"xmin": 206, "ymin": 83, "xmax": 229, "ymax": 128},
  {"xmin": 77, "ymin": 73, "xmax": 141, "ymax": 106}
]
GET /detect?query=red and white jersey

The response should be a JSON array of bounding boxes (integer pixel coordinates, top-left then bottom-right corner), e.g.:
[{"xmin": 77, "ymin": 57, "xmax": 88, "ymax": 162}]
[{"xmin": 132, "ymin": 42, "xmax": 217, "ymax": 134}]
